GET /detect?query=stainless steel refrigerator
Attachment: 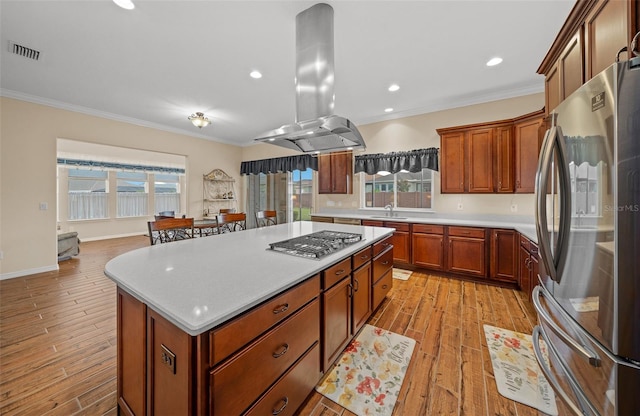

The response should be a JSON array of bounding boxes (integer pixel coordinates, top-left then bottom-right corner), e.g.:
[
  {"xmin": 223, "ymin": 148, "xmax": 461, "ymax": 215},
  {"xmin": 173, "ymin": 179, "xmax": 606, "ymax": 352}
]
[{"xmin": 533, "ymin": 58, "xmax": 640, "ymax": 415}]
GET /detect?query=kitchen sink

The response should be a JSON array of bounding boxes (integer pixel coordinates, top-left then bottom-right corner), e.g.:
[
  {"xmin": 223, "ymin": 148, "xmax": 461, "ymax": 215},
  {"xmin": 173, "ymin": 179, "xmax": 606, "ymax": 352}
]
[{"xmin": 369, "ymin": 215, "xmax": 408, "ymax": 220}]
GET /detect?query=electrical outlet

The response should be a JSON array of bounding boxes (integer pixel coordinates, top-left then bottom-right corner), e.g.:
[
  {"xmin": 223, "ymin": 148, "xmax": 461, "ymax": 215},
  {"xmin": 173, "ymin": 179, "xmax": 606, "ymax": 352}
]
[
  {"xmin": 39, "ymin": 202, "xmax": 48, "ymax": 210},
  {"xmin": 457, "ymin": 203, "xmax": 463, "ymax": 210},
  {"xmin": 511, "ymin": 204, "xmax": 518, "ymax": 212}
]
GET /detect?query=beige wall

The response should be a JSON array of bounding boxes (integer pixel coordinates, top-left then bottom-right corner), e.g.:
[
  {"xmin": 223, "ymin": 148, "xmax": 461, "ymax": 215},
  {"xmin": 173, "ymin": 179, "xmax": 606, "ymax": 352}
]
[{"xmin": 0, "ymin": 97, "xmax": 243, "ymax": 278}]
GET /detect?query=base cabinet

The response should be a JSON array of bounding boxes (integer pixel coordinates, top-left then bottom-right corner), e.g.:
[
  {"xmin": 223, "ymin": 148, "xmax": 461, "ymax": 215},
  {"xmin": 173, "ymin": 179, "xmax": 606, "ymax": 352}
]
[
  {"xmin": 518, "ymin": 234, "xmax": 540, "ymax": 301},
  {"xmin": 490, "ymin": 229, "xmax": 518, "ymax": 283},
  {"xmin": 446, "ymin": 226, "xmax": 487, "ymax": 277},
  {"xmin": 411, "ymin": 224, "xmax": 444, "ymax": 270},
  {"xmin": 322, "ymin": 277, "xmax": 352, "ymax": 372}
]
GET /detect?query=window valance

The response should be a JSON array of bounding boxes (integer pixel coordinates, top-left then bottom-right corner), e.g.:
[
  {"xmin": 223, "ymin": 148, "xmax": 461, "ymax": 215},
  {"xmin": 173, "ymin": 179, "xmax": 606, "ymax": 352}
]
[
  {"xmin": 354, "ymin": 148, "xmax": 439, "ymax": 175},
  {"xmin": 57, "ymin": 158, "xmax": 185, "ymax": 175},
  {"xmin": 240, "ymin": 154, "xmax": 318, "ymax": 175}
]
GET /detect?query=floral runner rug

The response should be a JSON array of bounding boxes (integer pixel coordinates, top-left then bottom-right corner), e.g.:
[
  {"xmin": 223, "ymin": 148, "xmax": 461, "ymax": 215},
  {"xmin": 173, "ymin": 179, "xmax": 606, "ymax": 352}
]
[
  {"xmin": 316, "ymin": 324, "xmax": 416, "ymax": 416},
  {"xmin": 392, "ymin": 268, "xmax": 412, "ymax": 280},
  {"xmin": 483, "ymin": 324, "xmax": 558, "ymax": 415}
]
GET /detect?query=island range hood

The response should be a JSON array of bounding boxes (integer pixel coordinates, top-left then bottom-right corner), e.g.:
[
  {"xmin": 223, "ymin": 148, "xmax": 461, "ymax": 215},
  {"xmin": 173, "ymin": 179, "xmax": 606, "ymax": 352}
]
[{"xmin": 254, "ymin": 3, "xmax": 366, "ymax": 153}]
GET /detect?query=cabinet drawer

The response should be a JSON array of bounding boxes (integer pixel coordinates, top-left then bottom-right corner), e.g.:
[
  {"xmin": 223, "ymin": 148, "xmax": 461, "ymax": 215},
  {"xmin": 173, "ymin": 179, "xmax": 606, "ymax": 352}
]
[
  {"xmin": 373, "ymin": 236, "xmax": 393, "ymax": 257},
  {"xmin": 211, "ymin": 299, "xmax": 320, "ymax": 416},
  {"xmin": 353, "ymin": 246, "xmax": 372, "ymax": 270},
  {"xmin": 323, "ymin": 257, "xmax": 352, "ymax": 289},
  {"xmin": 373, "ymin": 270, "xmax": 393, "ymax": 309},
  {"xmin": 448, "ymin": 226, "xmax": 485, "ymax": 239},
  {"xmin": 413, "ymin": 224, "xmax": 444, "ymax": 234},
  {"xmin": 210, "ymin": 275, "xmax": 320, "ymax": 366},
  {"xmin": 529, "ymin": 242, "xmax": 539, "ymax": 256},
  {"xmin": 384, "ymin": 221, "xmax": 410, "ymax": 232},
  {"xmin": 244, "ymin": 343, "xmax": 321, "ymax": 416},
  {"xmin": 373, "ymin": 248, "xmax": 394, "ymax": 283}
]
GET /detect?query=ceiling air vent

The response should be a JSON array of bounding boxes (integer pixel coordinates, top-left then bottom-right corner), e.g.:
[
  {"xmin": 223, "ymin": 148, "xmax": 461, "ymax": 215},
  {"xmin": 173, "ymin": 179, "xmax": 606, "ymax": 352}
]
[{"xmin": 9, "ymin": 41, "xmax": 41, "ymax": 61}]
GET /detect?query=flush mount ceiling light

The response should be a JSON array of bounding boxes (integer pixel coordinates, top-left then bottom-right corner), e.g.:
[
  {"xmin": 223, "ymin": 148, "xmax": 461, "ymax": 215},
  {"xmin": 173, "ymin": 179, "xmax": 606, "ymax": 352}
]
[
  {"xmin": 249, "ymin": 70, "xmax": 262, "ymax": 79},
  {"xmin": 486, "ymin": 57, "xmax": 503, "ymax": 67},
  {"xmin": 388, "ymin": 84, "xmax": 400, "ymax": 92},
  {"xmin": 384, "ymin": 108, "xmax": 394, "ymax": 113},
  {"xmin": 113, "ymin": 0, "xmax": 135, "ymax": 10},
  {"xmin": 188, "ymin": 112, "xmax": 210, "ymax": 129}
]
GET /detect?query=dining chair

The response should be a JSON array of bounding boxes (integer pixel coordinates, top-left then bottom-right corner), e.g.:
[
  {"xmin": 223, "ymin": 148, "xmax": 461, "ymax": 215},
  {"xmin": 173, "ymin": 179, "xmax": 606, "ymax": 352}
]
[
  {"xmin": 255, "ymin": 210, "xmax": 278, "ymax": 228},
  {"xmin": 147, "ymin": 218, "xmax": 194, "ymax": 245},
  {"xmin": 215, "ymin": 213, "xmax": 246, "ymax": 234}
]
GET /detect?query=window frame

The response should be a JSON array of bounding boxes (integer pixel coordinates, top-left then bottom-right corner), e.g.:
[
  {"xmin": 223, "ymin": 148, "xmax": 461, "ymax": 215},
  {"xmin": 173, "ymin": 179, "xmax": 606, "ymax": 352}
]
[{"xmin": 360, "ymin": 169, "xmax": 434, "ymax": 211}]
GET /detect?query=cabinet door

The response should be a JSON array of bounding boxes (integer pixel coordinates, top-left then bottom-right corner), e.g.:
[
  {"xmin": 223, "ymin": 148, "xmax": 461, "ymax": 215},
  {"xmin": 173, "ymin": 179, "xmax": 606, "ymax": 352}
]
[
  {"xmin": 317, "ymin": 153, "xmax": 333, "ymax": 194},
  {"xmin": 467, "ymin": 128, "xmax": 494, "ymax": 193},
  {"xmin": 514, "ymin": 117, "xmax": 543, "ymax": 193},
  {"xmin": 447, "ymin": 236, "xmax": 486, "ymax": 277},
  {"xmin": 495, "ymin": 126, "xmax": 514, "ymax": 193},
  {"xmin": 518, "ymin": 245, "xmax": 532, "ymax": 300},
  {"xmin": 440, "ymin": 132, "xmax": 465, "ymax": 193},
  {"xmin": 412, "ymin": 233, "xmax": 444, "ymax": 270},
  {"xmin": 585, "ymin": 0, "xmax": 630, "ymax": 80},
  {"xmin": 559, "ymin": 30, "xmax": 584, "ymax": 100},
  {"xmin": 322, "ymin": 277, "xmax": 352, "ymax": 371},
  {"xmin": 352, "ymin": 263, "xmax": 372, "ymax": 335},
  {"xmin": 490, "ymin": 229, "xmax": 517, "ymax": 282},
  {"xmin": 545, "ymin": 62, "xmax": 561, "ymax": 114}
]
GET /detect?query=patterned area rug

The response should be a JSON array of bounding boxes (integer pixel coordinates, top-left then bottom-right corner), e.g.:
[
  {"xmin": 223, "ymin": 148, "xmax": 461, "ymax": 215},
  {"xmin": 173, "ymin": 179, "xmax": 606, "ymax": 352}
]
[
  {"xmin": 392, "ymin": 268, "xmax": 412, "ymax": 280},
  {"xmin": 316, "ymin": 325, "xmax": 416, "ymax": 416},
  {"xmin": 483, "ymin": 325, "xmax": 558, "ymax": 415}
]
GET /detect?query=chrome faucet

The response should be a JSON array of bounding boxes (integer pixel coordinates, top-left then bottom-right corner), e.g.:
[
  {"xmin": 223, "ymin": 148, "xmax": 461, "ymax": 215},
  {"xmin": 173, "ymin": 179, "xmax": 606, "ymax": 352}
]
[
  {"xmin": 384, "ymin": 204, "xmax": 394, "ymax": 217},
  {"xmin": 577, "ymin": 209, "xmax": 585, "ymax": 226}
]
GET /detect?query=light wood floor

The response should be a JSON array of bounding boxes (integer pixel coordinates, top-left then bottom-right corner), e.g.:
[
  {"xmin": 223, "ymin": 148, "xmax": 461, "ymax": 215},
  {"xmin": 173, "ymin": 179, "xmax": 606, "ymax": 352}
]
[{"xmin": 0, "ymin": 236, "xmax": 564, "ymax": 415}]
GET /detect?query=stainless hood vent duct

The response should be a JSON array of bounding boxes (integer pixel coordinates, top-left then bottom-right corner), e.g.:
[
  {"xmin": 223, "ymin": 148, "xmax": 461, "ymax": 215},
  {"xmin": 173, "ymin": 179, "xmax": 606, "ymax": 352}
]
[{"xmin": 254, "ymin": 3, "xmax": 366, "ymax": 153}]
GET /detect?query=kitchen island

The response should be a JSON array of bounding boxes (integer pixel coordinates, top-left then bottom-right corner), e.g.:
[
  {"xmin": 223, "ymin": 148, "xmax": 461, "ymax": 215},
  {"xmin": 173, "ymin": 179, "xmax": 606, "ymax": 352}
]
[{"xmin": 105, "ymin": 221, "xmax": 395, "ymax": 416}]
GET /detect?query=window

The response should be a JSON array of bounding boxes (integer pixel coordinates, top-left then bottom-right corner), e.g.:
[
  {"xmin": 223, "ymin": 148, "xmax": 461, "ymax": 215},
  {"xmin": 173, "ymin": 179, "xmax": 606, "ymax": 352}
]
[
  {"xmin": 291, "ymin": 168, "xmax": 313, "ymax": 221},
  {"xmin": 117, "ymin": 171, "xmax": 148, "ymax": 218},
  {"xmin": 363, "ymin": 169, "xmax": 433, "ymax": 209},
  {"xmin": 68, "ymin": 169, "xmax": 108, "ymax": 220},
  {"xmin": 154, "ymin": 173, "xmax": 181, "ymax": 215}
]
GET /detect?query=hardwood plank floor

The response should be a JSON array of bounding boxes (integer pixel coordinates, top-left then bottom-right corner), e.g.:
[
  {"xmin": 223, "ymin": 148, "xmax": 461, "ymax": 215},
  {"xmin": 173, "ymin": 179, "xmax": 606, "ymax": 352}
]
[{"xmin": 0, "ymin": 236, "xmax": 564, "ymax": 415}]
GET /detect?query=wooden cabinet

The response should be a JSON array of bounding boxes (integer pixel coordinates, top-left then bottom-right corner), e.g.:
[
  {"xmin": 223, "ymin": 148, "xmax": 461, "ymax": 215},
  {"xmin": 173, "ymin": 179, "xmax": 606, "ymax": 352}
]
[
  {"xmin": 514, "ymin": 115, "xmax": 544, "ymax": 193},
  {"xmin": 372, "ymin": 244, "xmax": 394, "ymax": 310},
  {"xmin": 538, "ymin": 0, "xmax": 638, "ymax": 112},
  {"xmin": 385, "ymin": 221, "xmax": 411, "ymax": 265},
  {"xmin": 352, "ymin": 261, "xmax": 372, "ymax": 334},
  {"xmin": 318, "ymin": 151, "xmax": 353, "ymax": 194},
  {"xmin": 494, "ymin": 126, "xmax": 514, "ymax": 193},
  {"xmin": 467, "ymin": 128, "xmax": 494, "ymax": 193},
  {"xmin": 446, "ymin": 226, "xmax": 487, "ymax": 278},
  {"xmin": 440, "ymin": 132, "xmax": 465, "ymax": 193},
  {"xmin": 412, "ymin": 224, "xmax": 444, "ymax": 271},
  {"xmin": 490, "ymin": 229, "xmax": 517, "ymax": 283},
  {"xmin": 518, "ymin": 234, "xmax": 540, "ymax": 301},
  {"xmin": 438, "ymin": 110, "xmax": 543, "ymax": 194}
]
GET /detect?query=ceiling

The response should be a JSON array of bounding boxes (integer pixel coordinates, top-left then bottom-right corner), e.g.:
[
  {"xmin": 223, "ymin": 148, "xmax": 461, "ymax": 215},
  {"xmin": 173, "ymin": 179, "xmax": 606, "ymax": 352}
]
[{"xmin": 0, "ymin": 0, "xmax": 575, "ymax": 148}]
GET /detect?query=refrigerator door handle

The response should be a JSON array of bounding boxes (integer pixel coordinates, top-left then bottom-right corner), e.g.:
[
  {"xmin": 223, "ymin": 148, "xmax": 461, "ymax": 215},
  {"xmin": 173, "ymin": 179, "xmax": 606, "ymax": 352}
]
[
  {"xmin": 532, "ymin": 326, "xmax": 599, "ymax": 416},
  {"xmin": 553, "ymin": 125, "xmax": 573, "ymax": 282},
  {"xmin": 533, "ymin": 286, "xmax": 602, "ymax": 367},
  {"xmin": 535, "ymin": 126, "xmax": 558, "ymax": 281}
]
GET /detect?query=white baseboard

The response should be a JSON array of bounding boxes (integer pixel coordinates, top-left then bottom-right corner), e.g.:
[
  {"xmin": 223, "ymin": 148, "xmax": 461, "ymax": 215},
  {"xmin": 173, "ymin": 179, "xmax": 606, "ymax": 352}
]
[
  {"xmin": 1, "ymin": 264, "xmax": 59, "ymax": 280},
  {"xmin": 80, "ymin": 232, "xmax": 146, "ymax": 242}
]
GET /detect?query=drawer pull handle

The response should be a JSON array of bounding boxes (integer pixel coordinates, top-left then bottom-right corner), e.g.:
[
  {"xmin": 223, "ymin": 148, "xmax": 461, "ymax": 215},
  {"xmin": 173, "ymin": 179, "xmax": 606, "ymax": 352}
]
[
  {"xmin": 381, "ymin": 261, "xmax": 389, "ymax": 265},
  {"xmin": 272, "ymin": 397, "xmax": 289, "ymax": 415},
  {"xmin": 335, "ymin": 269, "xmax": 345, "ymax": 276},
  {"xmin": 353, "ymin": 278, "xmax": 359, "ymax": 292},
  {"xmin": 382, "ymin": 284, "xmax": 388, "ymax": 289},
  {"xmin": 272, "ymin": 303, "xmax": 289, "ymax": 314},
  {"xmin": 360, "ymin": 255, "xmax": 369, "ymax": 260},
  {"xmin": 272, "ymin": 344, "xmax": 289, "ymax": 358}
]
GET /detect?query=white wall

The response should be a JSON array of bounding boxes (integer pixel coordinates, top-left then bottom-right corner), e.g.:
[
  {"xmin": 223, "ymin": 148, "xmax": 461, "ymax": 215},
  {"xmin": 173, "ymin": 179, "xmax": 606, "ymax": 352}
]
[{"xmin": 0, "ymin": 97, "xmax": 243, "ymax": 278}]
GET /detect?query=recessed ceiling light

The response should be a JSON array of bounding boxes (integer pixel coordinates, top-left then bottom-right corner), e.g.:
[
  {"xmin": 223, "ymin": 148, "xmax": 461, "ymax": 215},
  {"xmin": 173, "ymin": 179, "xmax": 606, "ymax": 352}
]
[
  {"xmin": 249, "ymin": 70, "xmax": 262, "ymax": 79},
  {"xmin": 486, "ymin": 57, "xmax": 503, "ymax": 67},
  {"xmin": 384, "ymin": 108, "xmax": 394, "ymax": 113},
  {"xmin": 113, "ymin": 0, "xmax": 135, "ymax": 10},
  {"xmin": 388, "ymin": 84, "xmax": 400, "ymax": 92}
]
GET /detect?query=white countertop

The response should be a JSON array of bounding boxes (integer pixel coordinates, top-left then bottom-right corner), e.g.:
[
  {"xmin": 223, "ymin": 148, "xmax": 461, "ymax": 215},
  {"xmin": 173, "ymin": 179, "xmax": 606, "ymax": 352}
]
[
  {"xmin": 105, "ymin": 222, "xmax": 394, "ymax": 336},
  {"xmin": 312, "ymin": 212, "xmax": 539, "ymax": 243}
]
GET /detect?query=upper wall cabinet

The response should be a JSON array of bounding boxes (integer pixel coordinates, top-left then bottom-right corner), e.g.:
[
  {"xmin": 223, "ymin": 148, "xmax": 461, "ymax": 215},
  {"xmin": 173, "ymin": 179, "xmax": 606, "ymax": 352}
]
[
  {"xmin": 318, "ymin": 151, "xmax": 353, "ymax": 194},
  {"xmin": 437, "ymin": 109, "xmax": 544, "ymax": 194},
  {"xmin": 538, "ymin": 0, "xmax": 639, "ymax": 113}
]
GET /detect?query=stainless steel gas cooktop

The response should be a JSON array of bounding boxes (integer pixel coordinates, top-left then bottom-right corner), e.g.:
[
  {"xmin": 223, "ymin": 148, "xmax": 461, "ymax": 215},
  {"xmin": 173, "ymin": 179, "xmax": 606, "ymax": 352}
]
[{"xmin": 267, "ymin": 230, "xmax": 363, "ymax": 259}]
